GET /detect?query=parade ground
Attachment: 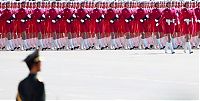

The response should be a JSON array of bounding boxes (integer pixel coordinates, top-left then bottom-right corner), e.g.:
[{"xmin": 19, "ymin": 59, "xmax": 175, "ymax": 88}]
[{"xmin": 0, "ymin": 50, "xmax": 199, "ymax": 100}]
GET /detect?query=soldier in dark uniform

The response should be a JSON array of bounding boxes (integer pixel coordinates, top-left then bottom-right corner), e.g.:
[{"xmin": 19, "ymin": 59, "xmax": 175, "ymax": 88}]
[{"xmin": 16, "ymin": 49, "xmax": 45, "ymax": 101}]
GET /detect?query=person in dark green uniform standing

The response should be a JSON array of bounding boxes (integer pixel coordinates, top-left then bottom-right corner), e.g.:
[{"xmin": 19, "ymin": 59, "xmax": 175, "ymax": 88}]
[{"xmin": 16, "ymin": 49, "xmax": 45, "ymax": 101}]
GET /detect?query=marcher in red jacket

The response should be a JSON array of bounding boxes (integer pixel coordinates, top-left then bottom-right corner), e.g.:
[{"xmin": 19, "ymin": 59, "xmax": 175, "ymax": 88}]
[
  {"xmin": 149, "ymin": 2, "xmax": 164, "ymax": 49},
  {"xmin": 134, "ymin": 2, "xmax": 149, "ymax": 49},
  {"xmin": 91, "ymin": 2, "xmax": 105, "ymax": 50},
  {"xmin": 179, "ymin": 2, "xmax": 194, "ymax": 54},
  {"xmin": 194, "ymin": 2, "xmax": 200, "ymax": 48},
  {"xmin": 76, "ymin": 2, "xmax": 91, "ymax": 50},
  {"xmin": 105, "ymin": 2, "xmax": 119, "ymax": 49},
  {"xmin": 160, "ymin": 2, "xmax": 177, "ymax": 54},
  {"xmin": 2, "ymin": 2, "xmax": 15, "ymax": 50},
  {"xmin": 121, "ymin": 2, "xmax": 134, "ymax": 50}
]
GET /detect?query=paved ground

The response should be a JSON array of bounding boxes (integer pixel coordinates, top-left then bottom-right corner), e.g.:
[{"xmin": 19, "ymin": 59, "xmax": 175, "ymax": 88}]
[{"xmin": 0, "ymin": 50, "xmax": 199, "ymax": 100}]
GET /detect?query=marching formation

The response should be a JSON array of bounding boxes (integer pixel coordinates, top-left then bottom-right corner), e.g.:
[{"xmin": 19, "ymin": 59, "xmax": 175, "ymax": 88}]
[{"xmin": 0, "ymin": 1, "xmax": 199, "ymax": 54}]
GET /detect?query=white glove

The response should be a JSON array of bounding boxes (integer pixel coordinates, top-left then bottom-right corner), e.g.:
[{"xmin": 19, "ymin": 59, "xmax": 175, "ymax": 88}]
[
  {"xmin": 12, "ymin": 14, "xmax": 15, "ymax": 18},
  {"xmin": 96, "ymin": 19, "xmax": 99, "ymax": 23},
  {"xmin": 176, "ymin": 12, "xmax": 179, "ymax": 17},
  {"xmin": 86, "ymin": 14, "xmax": 90, "ymax": 18},
  {"xmin": 156, "ymin": 23, "xmax": 159, "ymax": 26},
  {"xmin": 52, "ymin": 20, "xmax": 56, "ymax": 23},
  {"xmin": 184, "ymin": 19, "xmax": 189, "ymax": 22},
  {"xmin": 6, "ymin": 20, "xmax": 10, "ymax": 23},
  {"xmin": 140, "ymin": 19, "xmax": 143, "ymax": 22},
  {"xmin": 146, "ymin": 15, "xmax": 149, "ymax": 18},
  {"xmin": 172, "ymin": 19, "xmax": 175, "ymax": 23},
  {"xmin": 197, "ymin": 20, "xmax": 200, "ymax": 23},
  {"xmin": 72, "ymin": 14, "xmax": 76, "ymax": 18},
  {"xmin": 131, "ymin": 15, "xmax": 134, "ymax": 19},
  {"xmin": 155, "ymin": 19, "xmax": 158, "ymax": 22},
  {"xmin": 110, "ymin": 20, "xmax": 114, "ymax": 23},
  {"xmin": 166, "ymin": 19, "xmax": 171, "ymax": 25},
  {"xmin": 81, "ymin": 19, "xmax": 84, "ymax": 23},
  {"xmin": 101, "ymin": 14, "xmax": 104, "ymax": 18},
  {"xmin": 184, "ymin": 19, "xmax": 190, "ymax": 25},
  {"xmin": 37, "ymin": 20, "xmax": 41, "ymax": 23},
  {"xmin": 116, "ymin": 14, "xmax": 119, "ymax": 18},
  {"xmin": 178, "ymin": 21, "xmax": 180, "ymax": 24},
  {"xmin": 21, "ymin": 19, "xmax": 25, "ymax": 23},
  {"xmin": 42, "ymin": 14, "xmax": 45, "ymax": 18},
  {"xmin": 67, "ymin": 19, "xmax": 71, "ymax": 23},
  {"xmin": 125, "ymin": 19, "xmax": 129, "ymax": 22},
  {"xmin": 57, "ymin": 15, "xmax": 61, "ymax": 18},
  {"xmin": 28, "ymin": 14, "xmax": 31, "ymax": 18}
]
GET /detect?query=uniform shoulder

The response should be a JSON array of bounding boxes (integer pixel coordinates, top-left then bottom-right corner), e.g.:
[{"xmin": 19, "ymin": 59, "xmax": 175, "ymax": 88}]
[
  {"xmin": 18, "ymin": 77, "xmax": 29, "ymax": 89},
  {"xmin": 37, "ymin": 78, "xmax": 44, "ymax": 85}
]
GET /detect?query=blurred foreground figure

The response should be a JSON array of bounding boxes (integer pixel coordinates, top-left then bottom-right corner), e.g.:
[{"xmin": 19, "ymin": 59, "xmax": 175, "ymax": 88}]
[{"xmin": 16, "ymin": 49, "xmax": 45, "ymax": 101}]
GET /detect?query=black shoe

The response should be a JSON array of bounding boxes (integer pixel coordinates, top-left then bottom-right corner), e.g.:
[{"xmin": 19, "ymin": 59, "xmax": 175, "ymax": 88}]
[
  {"xmin": 42, "ymin": 48, "xmax": 45, "ymax": 51},
  {"xmin": 14, "ymin": 47, "xmax": 17, "ymax": 50},
  {"xmin": 130, "ymin": 47, "xmax": 134, "ymax": 50},
  {"xmin": 192, "ymin": 46, "xmax": 195, "ymax": 49},
  {"xmin": 71, "ymin": 48, "xmax": 74, "ymax": 50},
  {"xmin": 101, "ymin": 47, "xmax": 104, "ymax": 50},
  {"xmin": 176, "ymin": 45, "xmax": 180, "ymax": 49},
  {"xmin": 76, "ymin": 46, "xmax": 80, "ymax": 49},
  {"xmin": 86, "ymin": 48, "xmax": 90, "ymax": 50},
  {"xmin": 150, "ymin": 45, "xmax": 154, "ymax": 49},
  {"xmin": 145, "ymin": 47, "xmax": 149, "ymax": 50},
  {"xmin": 2, "ymin": 46, "xmax": 5, "ymax": 50},
  {"xmin": 17, "ymin": 47, "xmax": 20, "ymax": 49},
  {"xmin": 161, "ymin": 46, "xmax": 165, "ymax": 49},
  {"xmin": 190, "ymin": 51, "xmax": 193, "ymax": 54},
  {"xmin": 118, "ymin": 47, "xmax": 122, "ymax": 49},
  {"xmin": 172, "ymin": 52, "xmax": 175, "ymax": 54},
  {"xmin": 26, "ymin": 49, "xmax": 29, "ymax": 51},
  {"xmin": 62, "ymin": 46, "xmax": 65, "ymax": 50}
]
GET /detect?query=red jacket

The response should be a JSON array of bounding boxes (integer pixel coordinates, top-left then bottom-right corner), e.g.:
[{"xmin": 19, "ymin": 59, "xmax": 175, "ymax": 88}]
[
  {"xmin": 120, "ymin": 8, "xmax": 132, "ymax": 33},
  {"xmin": 149, "ymin": 8, "xmax": 162, "ymax": 32},
  {"xmin": 179, "ymin": 8, "xmax": 195, "ymax": 35},
  {"xmin": 76, "ymin": 8, "xmax": 89, "ymax": 33},
  {"xmin": 32, "ymin": 8, "xmax": 43, "ymax": 34},
  {"xmin": 194, "ymin": 8, "xmax": 200, "ymax": 34},
  {"xmin": 46, "ymin": 8, "xmax": 58, "ymax": 33},
  {"xmin": 160, "ymin": 8, "xmax": 177, "ymax": 34},
  {"xmin": 105, "ymin": 8, "xmax": 117, "ymax": 33},
  {"xmin": 16, "ymin": 8, "xmax": 28, "ymax": 33},
  {"xmin": 61, "ymin": 8, "xmax": 74, "ymax": 33},
  {"xmin": 1, "ymin": 9, "xmax": 13, "ymax": 33},
  {"xmin": 133, "ymin": 8, "xmax": 147, "ymax": 34},
  {"xmin": 91, "ymin": 8, "xmax": 103, "ymax": 34}
]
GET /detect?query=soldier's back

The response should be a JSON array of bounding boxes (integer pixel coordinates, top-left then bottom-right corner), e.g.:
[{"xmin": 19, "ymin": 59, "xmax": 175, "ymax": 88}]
[{"xmin": 16, "ymin": 73, "xmax": 45, "ymax": 101}]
